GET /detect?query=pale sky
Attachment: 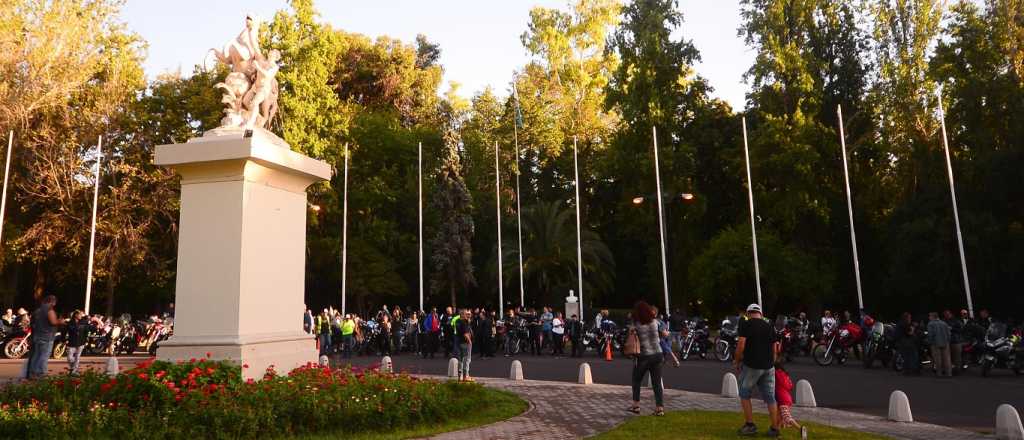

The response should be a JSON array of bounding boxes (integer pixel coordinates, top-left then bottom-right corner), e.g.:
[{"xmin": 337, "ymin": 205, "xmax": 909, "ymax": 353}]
[{"xmin": 122, "ymin": 0, "xmax": 754, "ymax": 110}]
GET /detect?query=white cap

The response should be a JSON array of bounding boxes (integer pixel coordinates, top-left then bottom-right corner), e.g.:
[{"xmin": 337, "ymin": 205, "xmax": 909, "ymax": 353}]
[{"xmin": 746, "ymin": 303, "xmax": 762, "ymax": 313}]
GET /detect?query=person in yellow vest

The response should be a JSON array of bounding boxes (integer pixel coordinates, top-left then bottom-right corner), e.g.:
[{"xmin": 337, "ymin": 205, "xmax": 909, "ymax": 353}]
[
  {"xmin": 340, "ymin": 314, "xmax": 356, "ymax": 359},
  {"xmin": 450, "ymin": 311, "xmax": 462, "ymax": 358}
]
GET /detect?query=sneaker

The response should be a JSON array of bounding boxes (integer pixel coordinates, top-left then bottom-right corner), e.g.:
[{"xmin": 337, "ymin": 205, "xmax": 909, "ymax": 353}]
[
  {"xmin": 766, "ymin": 427, "xmax": 780, "ymax": 438},
  {"xmin": 800, "ymin": 426, "xmax": 808, "ymax": 440},
  {"xmin": 738, "ymin": 423, "xmax": 757, "ymax": 436}
]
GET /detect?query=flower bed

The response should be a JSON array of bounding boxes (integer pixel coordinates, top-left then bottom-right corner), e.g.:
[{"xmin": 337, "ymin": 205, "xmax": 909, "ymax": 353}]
[{"xmin": 0, "ymin": 356, "xmax": 512, "ymax": 439}]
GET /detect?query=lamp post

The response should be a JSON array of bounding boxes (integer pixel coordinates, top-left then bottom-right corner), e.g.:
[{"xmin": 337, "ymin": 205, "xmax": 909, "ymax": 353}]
[
  {"xmin": 84, "ymin": 136, "xmax": 103, "ymax": 315},
  {"xmin": 936, "ymin": 88, "xmax": 974, "ymax": 318},
  {"xmin": 341, "ymin": 144, "xmax": 349, "ymax": 315},
  {"xmin": 741, "ymin": 117, "xmax": 763, "ymax": 307},
  {"xmin": 632, "ymin": 190, "xmax": 696, "ymax": 316}
]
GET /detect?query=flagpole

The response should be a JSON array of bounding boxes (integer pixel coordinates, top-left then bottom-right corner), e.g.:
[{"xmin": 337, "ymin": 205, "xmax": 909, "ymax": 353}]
[
  {"xmin": 418, "ymin": 142, "xmax": 424, "ymax": 312},
  {"xmin": 341, "ymin": 145, "xmax": 349, "ymax": 315},
  {"xmin": 512, "ymin": 83, "xmax": 525, "ymax": 310},
  {"xmin": 652, "ymin": 126, "xmax": 670, "ymax": 315},
  {"xmin": 741, "ymin": 118, "xmax": 762, "ymax": 306},
  {"xmin": 495, "ymin": 141, "xmax": 504, "ymax": 312},
  {"xmin": 0, "ymin": 131, "xmax": 14, "ymax": 246},
  {"xmin": 936, "ymin": 88, "xmax": 974, "ymax": 318},
  {"xmin": 837, "ymin": 105, "xmax": 864, "ymax": 311},
  {"xmin": 572, "ymin": 136, "xmax": 584, "ymax": 323},
  {"xmin": 84, "ymin": 135, "xmax": 103, "ymax": 315}
]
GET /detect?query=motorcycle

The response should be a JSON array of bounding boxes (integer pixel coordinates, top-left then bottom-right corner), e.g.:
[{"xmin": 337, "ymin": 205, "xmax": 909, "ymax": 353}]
[
  {"xmin": 502, "ymin": 318, "xmax": 529, "ymax": 355},
  {"xmin": 862, "ymin": 321, "xmax": 895, "ymax": 369},
  {"xmin": 775, "ymin": 316, "xmax": 803, "ymax": 362},
  {"xmin": 979, "ymin": 322, "xmax": 1022, "ymax": 377},
  {"xmin": 678, "ymin": 318, "xmax": 711, "ymax": 361},
  {"xmin": 3, "ymin": 328, "xmax": 66, "ymax": 359},
  {"xmin": 812, "ymin": 324, "xmax": 861, "ymax": 366},
  {"xmin": 714, "ymin": 316, "xmax": 739, "ymax": 362},
  {"xmin": 146, "ymin": 317, "xmax": 173, "ymax": 356}
]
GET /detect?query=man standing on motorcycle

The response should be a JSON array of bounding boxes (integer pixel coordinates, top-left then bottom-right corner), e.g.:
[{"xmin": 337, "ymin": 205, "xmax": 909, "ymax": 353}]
[{"xmin": 27, "ymin": 295, "xmax": 62, "ymax": 379}]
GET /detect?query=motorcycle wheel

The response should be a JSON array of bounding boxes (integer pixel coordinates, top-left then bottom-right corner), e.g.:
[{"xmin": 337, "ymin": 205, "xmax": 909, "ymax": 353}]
[
  {"xmin": 148, "ymin": 340, "xmax": 159, "ymax": 356},
  {"xmin": 981, "ymin": 359, "xmax": 992, "ymax": 377},
  {"xmin": 812, "ymin": 344, "xmax": 833, "ymax": 366},
  {"xmin": 713, "ymin": 339, "xmax": 731, "ymax": 362},
  {"xmin": 4, "ymin": 338, "xmax": 26, "ymax": 359},
  {"xmin": 51, "ymin": 342, "xmax": 67, "ymax": 359}
]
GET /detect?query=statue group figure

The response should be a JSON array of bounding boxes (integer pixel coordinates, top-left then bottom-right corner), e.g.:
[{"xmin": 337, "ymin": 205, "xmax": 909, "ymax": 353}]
[{"xmin": 206, "ymin": 14, "xmax": 279, "ymax": 132}]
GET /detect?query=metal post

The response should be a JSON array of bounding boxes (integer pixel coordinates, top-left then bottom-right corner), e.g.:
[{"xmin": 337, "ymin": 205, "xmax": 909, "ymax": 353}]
[
  {"xmin": 418, "ymin": 142, "xmax": 424, "ymax": 312},
  {"xmin": 837, "ymin": 105, "xmax": 865, "ymax": 311},
  {"xmin": 495, "ymin": 141, "xmax": 504, "ymax": 312},
  {"xmin": 513, "ymin": 102, "xmax": 525, "ymax": 310},
  {"xmin": 0, "ymin": 131, "xmax": 14, "ymax": 246},
  {"xmin": 341, "ymin": 145, "xmax": 349, "ymax": 315},
  {"xmin": 572, "ymin": 137, "xmax": 584, "ymax": 322},
  {"xmin": 741, "ymin": 118, "xmax": 763, "ymax": 306},
  {"xmin": 84, "ymin": 136, "xmax": 103, "ymax": 315},
  {"xmin": 652, "ymin": 126, "xmax": 671, "ymax": 315},
  {"xmin": 936, "ymin": 89, "xmax": 974, "ymax": 318}
]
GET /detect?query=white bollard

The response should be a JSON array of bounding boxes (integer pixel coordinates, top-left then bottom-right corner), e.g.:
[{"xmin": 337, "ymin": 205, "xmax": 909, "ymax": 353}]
[
  {"xmin": 381, "ymin": 356, "xmax": 393, "ymax": 373},
  {"xmin": 105, "ymin": 357, "xmax": 119, "ymax": 377},
  {"xmin": 578, "ymin": 362, "xmax": 593, "ymax": 385},
  {"xmin": 318, "ymin": 355, "xmax": 329, "ymax": 367},
  {"xmin": 996, "ymin": 404, "xmax": 1024, "ymax": 440},
  {"xmin": 887, "ymin": 390, "xmax": 913, "ymax": 423},
  {"xmin": 510, "ymin": 360, "xmax": 524, "ymax": 381},
  {"xmin": 721, "ymin": 372, "xmax": 739, "ymax": 398},
  {"xmin": 795, "ymin": 379, "xmax": 817, "ymax": 407},
  {"xmin": 447, "ymin": 358, "xmax": 460, "ymax": 378},
  {"xmin": 641, "ymin": 372, "xmax": 665, "ymax": 390}
]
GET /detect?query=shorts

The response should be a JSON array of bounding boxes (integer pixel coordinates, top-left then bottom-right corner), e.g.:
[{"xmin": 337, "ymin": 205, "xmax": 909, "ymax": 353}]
[{"xmin": 738, "ymin": 366, "xmax": 776, "ymax": 405}]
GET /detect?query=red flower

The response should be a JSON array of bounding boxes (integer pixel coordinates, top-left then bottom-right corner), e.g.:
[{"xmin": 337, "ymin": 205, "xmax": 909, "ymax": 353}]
[
  {"xmin": 205, "ymin": 352, "xmax": 212, "ymax": 358},
  {"xmin": 206, "ymin": 367, "xmax": 215, "ymax": 375},
  {"xmin": 189, "ymin": 358, "xmax": 197, "ymax": 363},
  {"xmin": 137, "ymin": 373, "xmax": 149, "ymax": 380},
  {"xmin": 242, "ymin": 363, "xmax": 249, "ymax": 369},
  {"xmin": 155, "ymin": 371, "xmax": 166, "ymax": 379},
  {"xmin": 165, "ymin": 382, "xmax": 176, "ymax": 390}
]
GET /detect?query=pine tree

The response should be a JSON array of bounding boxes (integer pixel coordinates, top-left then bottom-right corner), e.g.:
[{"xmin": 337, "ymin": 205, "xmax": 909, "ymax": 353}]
[{"xmin": 429, "ymin": 123, "xmax": 476, "ymax": 307}]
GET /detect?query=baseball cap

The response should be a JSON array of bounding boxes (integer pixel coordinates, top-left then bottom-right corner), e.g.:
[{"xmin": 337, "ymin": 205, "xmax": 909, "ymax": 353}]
[{"xmin": 746, "ymin": 304, "xmax": 762, "ymax": 313}]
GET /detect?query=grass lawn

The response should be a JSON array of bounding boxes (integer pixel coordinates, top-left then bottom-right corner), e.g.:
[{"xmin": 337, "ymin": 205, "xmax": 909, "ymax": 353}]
[
  {"xmin": 286, "ymin": 387, "xmax": 528, "ymax": 440},
  {"xmin": 590, "ymin": 410, "xmax": 892, "ymax": 440}
]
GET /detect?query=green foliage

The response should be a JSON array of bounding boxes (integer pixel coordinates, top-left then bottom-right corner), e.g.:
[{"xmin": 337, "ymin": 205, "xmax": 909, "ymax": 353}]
[
  {"xmin": 591, "ymin": 410, "xmax": 890, "ymax": 440},
  {"xmin": 0, "ymin": 358, "xmax": 518, "ymax": 439},
  {"xmin": 429, "ymin": 124, "xmax": 476, "ymax": 307}
]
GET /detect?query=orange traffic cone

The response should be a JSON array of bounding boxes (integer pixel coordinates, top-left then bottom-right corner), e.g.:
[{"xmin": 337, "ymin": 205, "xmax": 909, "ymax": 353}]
[{"xmin": 604, "ymin": 339, "xmax": 613, "ymax": 361}]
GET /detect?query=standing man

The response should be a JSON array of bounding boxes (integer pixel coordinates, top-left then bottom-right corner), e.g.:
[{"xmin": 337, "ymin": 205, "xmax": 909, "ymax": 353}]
[
  {"xmin": 928, "ymin": 312, "xmax": 952, "ymax": 377},
  {"xmin": 303, "ymin": 307, "xmax": 314, "ymax": 335},
  {"xmin": 441, "ymin": 306, "xmax": 454, "ymax": 358},
  {"xmin": 340, "ymin": 314, "xmax": 356, "ymax": 359},
  {"xmin": 27, "ymin": 295, "xmax": 61, "ymax": 379},
  {"xmin": 734, "ymin": 303, "xmax": 780, "ymax": 437},
  {"xmin": 944, "ymin": 310, "xmax": 964, "ymax": 374},
  {"xmin": 65, "ymin": 310, "xmax": 89, "ymax": 375},
  {"xmin": 457, "ymin": 309, "xmax": 474, "ymax": 381},
  {"xmin": 425, "ymin": 308, "xmax": 440, "ymax": 359},
  {"xmin": 567, "ymin": 314, "xmax": 584, "ymax": 357},
  {"xmin": 540, "ymin": 307, "xmax": 554, "ymax": 354}
]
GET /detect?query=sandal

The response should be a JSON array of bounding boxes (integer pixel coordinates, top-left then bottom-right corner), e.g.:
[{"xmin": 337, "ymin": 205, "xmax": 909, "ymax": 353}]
[
  {"xmin": 627, "ymin": 406, "xmax": 640, "ymax": 414},
  {"xmin": 654, "ymin": 409, "xmax": 666, "ymax": 416}
]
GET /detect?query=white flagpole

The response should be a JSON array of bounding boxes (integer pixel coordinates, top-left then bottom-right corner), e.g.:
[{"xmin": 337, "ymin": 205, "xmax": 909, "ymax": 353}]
[
  {"xmin": 0, "ymin": 131, "xmax": 14, "ymax": 246},
  {"xmin": 418, "ymin": 142, "xmax": 424, "ymax": 312},
  {"xmin": 837, "ymin": 105, "xmax": 864, "ymax": 311},
  {"xmin": 341, "ymin": 145, "xmax": 349, "ymax": 315},
  {"xmin": 652, "ymin": 126, "xmax": 670, "ymax": 315},
  {"xmin": 936, "ymin": 89, "xmax": 974, "ymax": 318},
  {"xmin": 741, "ymin": 118, "xmax": 762, "ymax": 306},
  {"xmin": 572, "ymin": 136, "xmax": 584, "ymax": 322},
  {"xmin": 512, "ymin": 87, "xmax": 525, "ymax": 309},
  {"xmin": 495, "ymin": 141, "xmax": 504, "ymax": 312},
  {"xmin": 84, "ymin": 135, "xmax": 103, "ymax": 315}
]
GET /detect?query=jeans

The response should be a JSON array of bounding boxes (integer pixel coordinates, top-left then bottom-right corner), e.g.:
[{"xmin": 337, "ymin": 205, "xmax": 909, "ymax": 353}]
[
  {"xmin": 318, "ymin": 332, "xmax": 331, "ymax": 356},
  {"xmin": 341, "ymin": 334, "xmax": 354, "ymax": 358},
  {"xmin": 67, "ymin": 345, "xmax": 84, "ymax": 374},
  {"xmin": 28, "ymin": 339, "xmax": 54, "ymax": 379},
  {"xmin": 738, "ymin": 365, "xmax": 776, "ymax": 404},
  {"xmin": 459, "ymin": 343, "xmax": 472, "ymax": 378},
  {"xmin": 631, "ymin": 354, "xmax": 664, "ymax": 406}
]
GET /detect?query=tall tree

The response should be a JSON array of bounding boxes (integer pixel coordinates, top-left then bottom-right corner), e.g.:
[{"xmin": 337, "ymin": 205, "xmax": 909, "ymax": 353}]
[{"xmin": 429, "ymin": 124, "xmax": 475, "ymax": 307}]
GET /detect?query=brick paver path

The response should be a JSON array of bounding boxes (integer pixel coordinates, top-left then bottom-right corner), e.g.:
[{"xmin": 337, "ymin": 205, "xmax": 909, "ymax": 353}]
[{"xmin": 422, "ymin": 376, "xmax": 991, "ymax": 440}]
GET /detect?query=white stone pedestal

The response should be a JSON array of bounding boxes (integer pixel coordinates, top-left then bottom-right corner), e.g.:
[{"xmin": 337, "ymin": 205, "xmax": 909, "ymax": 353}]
[{"xmin": 154, "ymin": 128, "xmax": 331, "ymax": 381}]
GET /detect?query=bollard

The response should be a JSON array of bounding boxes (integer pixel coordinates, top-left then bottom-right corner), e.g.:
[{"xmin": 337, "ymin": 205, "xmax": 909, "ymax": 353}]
[
  {"xmin": 447, "ymin": 358, "xmax": 459, "ymax": 378},
  {"xmin": 795, "ymin": 379, "xmax": 817, "ymax": 407},
  {"xmin": 641, "ymin": 372, "xmax": 665, "ymax": 390},
  {"xmin": 578, "ymin": 363, "xmax": 593, "ymax": 385},
  {"xmin": 318, "ymin": 355, "xmax": 329, "ymax": 367},
  {"xmin": 721, "ymin": 372, "xmax": 739, "ymax": 398},
  {"xmin": 996, "ymin": 404, "xmax": 1024, "ymax": 440},
  {"xmin": 887, "ymin": 390, "xmax": 913, "ymax": 423},
  {"xmin": 510, "ymin": 360, "xmax": 524, "ymax": 381},
  {"xmin": 105, "ymin": 357, "xmax": 119, "ymax": 377},
  {"xmin": 381, "ymin": 356, "xmax": 393, "ymax": 373}
]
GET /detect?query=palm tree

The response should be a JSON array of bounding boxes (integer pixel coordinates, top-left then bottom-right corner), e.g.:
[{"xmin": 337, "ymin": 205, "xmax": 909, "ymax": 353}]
[{"xmin": 502, "ymin": 200, "xmax": 614, "ymax": 307}]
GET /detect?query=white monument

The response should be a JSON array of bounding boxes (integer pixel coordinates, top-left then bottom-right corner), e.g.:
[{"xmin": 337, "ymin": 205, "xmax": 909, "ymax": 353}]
[
  {"xmin": 154, "ymin": 16, "xmax": 331, "ymax": 381},
  {"xmin": 565, "ymin": 290, "xmax": 580, "ymax": 320}
]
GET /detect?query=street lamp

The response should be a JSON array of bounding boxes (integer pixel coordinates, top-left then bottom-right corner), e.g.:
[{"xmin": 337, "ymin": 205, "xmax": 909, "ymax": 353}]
[{"xmin": 631, "ymin": 193, "xmax": 696, "ymax": 205}]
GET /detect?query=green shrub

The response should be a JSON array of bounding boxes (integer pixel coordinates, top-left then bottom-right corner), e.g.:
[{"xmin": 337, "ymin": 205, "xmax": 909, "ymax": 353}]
[{"xmin": 0, "ymin": 357, "xmax": 492, "ymax": 439}]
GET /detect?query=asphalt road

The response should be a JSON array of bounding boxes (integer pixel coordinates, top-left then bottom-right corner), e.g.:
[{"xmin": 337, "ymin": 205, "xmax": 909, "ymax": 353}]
[{"xmin": 340, "ymin": 350, "xmax": 1024, "ymax": 433}]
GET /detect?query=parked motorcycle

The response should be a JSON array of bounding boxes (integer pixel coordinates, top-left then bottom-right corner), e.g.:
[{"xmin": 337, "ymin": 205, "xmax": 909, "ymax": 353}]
[
  {"xmin": 678, "ymin": 318, "xmax": 711, "ymax": 361},
  {"xmin": 812, "ymin": 324, "xmax": 861, "ymax": 366},
  {"xmin": 863, "ymin": 321, "xmax": 895, "ymax": 369},
  {"xmin": 3, "ymin": 328, "xmax": 66, "ymax": 359},
  {"xmin": 979, "ymin": 322, "xmax": 1022, "ymax": 377},
  {"xmin": 775, "ymin": 316, "xmax": 804, "ymax": 362},
  {"xmin": 713, "ymin": 316, "xmax": 739, "ymax": 362}
]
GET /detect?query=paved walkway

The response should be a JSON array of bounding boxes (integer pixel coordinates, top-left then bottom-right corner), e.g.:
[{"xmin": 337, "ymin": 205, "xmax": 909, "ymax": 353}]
[{"xmin": 421, "ymin": 376, "xmax": 991, "ymax": 440}]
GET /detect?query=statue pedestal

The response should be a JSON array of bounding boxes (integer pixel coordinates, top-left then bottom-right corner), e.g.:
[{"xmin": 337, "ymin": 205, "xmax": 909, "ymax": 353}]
[{"xmin": 154, "ymin": 129, "xmax": 331, "ymax": 381}]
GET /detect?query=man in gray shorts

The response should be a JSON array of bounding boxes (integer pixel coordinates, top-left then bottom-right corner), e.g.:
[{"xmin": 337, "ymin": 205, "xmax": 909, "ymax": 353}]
[{"xmin": 733, "ymin": 303, "xmax": 780, "ymax": 437}]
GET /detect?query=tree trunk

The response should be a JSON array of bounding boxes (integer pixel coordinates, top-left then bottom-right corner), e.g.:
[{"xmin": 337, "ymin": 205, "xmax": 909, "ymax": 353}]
[
  {"xmin": 105, "ymin": 278, "xmax": 116, "ymax": 318},
  {"xmin": 32, "ymin": 262, "xmax": 44, "ymax": 301},
  {"xmin": 450, "ymin": 285, "xmax": 456, "ymax": 309}
]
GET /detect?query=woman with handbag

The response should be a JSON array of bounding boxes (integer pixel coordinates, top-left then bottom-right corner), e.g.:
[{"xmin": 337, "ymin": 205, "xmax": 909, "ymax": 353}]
[{"xmin": 626, "ymin": 301, "xmax": 667, "ymax": 416}]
